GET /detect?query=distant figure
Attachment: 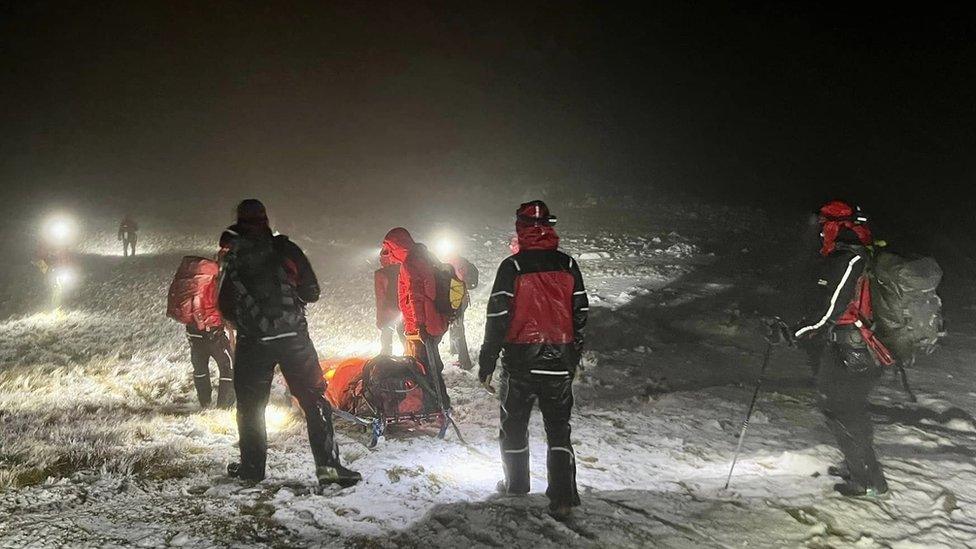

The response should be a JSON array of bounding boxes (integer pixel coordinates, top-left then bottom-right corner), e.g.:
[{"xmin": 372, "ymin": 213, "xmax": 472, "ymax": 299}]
[
  {"xmin": 479, "ymin": 200, "xmax": 588, "ymax": 521},
  {"xmin": 218, "ymin": 199, "xmax": 361, "ymax": 487},
  {"xmin": 382, "ymin": 228, "xmax": 452, "ymax": 415},
  {"xmin": 374, "ymin": 245, "xmax": 406, "ymax": 355},
  {"xmin": 444, "ymin": 251, "xmax": 478, "ymax": 370},
  {"xmin": 788, "ymin": 200, "xmax": 889, "ymax": 499},
  {"xmin": 118, "ymin": 215, "xmax": 139, "ymax": 257}
]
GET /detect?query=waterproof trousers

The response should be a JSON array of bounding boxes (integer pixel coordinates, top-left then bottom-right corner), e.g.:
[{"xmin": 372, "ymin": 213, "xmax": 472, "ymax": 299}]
[
  {"xmin": 498, "ymin": 368, "xmax": 580, "ymax": 508},
  {"xmin": 122, "ymin": 235, "xmax": 137, "ymax": 257},
  {"xmin": 448, "ymin": 310, "xmax": 473, "ymax": 370},
  {"xmin": 233, "ymin": 332, "xmax": 339, "ymax": 481},
  {"xmin": 189, "ymin": 332, "xmax": 235, "ymax": 408},
  {"xmin": 817, "ymin": 343, "xmax": 887, "ymax": 490}
]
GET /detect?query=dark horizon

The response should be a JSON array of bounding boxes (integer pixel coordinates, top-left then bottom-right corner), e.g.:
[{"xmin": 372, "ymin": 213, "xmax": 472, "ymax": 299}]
[{"xmin": 2, "ymin": 2, "xmax": 974, "ymax": 227}]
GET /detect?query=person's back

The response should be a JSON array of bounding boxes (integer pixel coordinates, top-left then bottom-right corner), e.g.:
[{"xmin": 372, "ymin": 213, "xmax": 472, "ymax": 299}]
[
  {"xmin": 399, "ymin": 243, "xmax": 449, "ymax": 339},
  {"xmin": 382, "ymin": 227, "xmax": 452, "ymax": 414},
  {"xmin": 219, "ymin": 221, "xmax": 316, "ymax": 339},
  {"xmin": 375, "ymin": 253, "xmax": 404, "ymax": 355},
  {"xmin": 444, "ymin": 253, "xmax": 478, "ymax": 370},
  {"xmin": 219, "ymin": 199, "xmax": 360, "ymax": 487},
  {"xmin": 789, "ymin": 200, "xmax": 889, "ymax": 499},
  {"xmin": 479, "ymin": 200, "xmax": 588, "ymax": 521}
]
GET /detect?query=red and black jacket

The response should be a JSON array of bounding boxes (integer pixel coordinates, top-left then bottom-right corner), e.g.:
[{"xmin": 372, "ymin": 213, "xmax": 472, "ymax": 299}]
[{"xmin": 479, "ymin": 226, "xmax": 588, "ymax": 378}]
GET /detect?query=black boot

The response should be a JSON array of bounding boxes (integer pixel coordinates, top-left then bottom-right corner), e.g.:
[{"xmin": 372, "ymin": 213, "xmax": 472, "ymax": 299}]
[
  {"xmin": 827, "ymin": 462, "xmax": 850, "ymax": 480},
  {"xmin": 548, "ymin": 502, "xmax": 573, "ymax": 522},
  {"xmin": 833, "ymin": 481, "xmax": 889, "ymax": 499},
  {"xmin": 316, "ymin": 464, "xmax": 362, "ymax": 488},
  {"xmin": 496, "ymin": 479, "xmax": 528, "ymax": 496},
  {"xmin": 227, "ymin": 462, "xmax": 264, "ymax": 482}
]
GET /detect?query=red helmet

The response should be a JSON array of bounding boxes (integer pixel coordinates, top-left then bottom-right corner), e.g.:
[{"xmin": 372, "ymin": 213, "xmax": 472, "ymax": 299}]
[{"xmin": 516, "ymin": 200, "xmax": 557, "ymax": 227}]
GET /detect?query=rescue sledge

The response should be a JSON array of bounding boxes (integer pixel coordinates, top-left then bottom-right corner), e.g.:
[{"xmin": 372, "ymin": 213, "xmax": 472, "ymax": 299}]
[{"xmin": 320, "ymin": 355, "xmax": 446, "ymax": 447}]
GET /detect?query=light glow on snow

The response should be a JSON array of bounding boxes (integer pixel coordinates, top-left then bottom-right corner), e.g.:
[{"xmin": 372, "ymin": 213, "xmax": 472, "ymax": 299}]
[
  {"xmin": 265, "ymin": 405, "xmax": 293, "ymax": 434},
  {"xmin": 333, "ymin": 339, "xmax": 382, "ymax": 357},
  {"xmin": 443, "ymin": 450, "xmax": 499, "ymax": 490}
]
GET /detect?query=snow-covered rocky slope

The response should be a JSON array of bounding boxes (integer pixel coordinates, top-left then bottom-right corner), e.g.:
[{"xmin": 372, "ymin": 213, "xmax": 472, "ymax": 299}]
[{"xmin": 2, "ymin": 202, "xmax": 975, "ymax": 548}]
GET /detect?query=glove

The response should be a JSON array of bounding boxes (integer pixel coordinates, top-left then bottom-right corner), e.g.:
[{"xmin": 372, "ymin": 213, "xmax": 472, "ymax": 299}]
[
  {"xmin": 478, "ymin": 351, "xmax": 497, "ymax": 385},
  {"xmin": 763, "ymin": 317, "xmax": 795, "ymax": 347}
]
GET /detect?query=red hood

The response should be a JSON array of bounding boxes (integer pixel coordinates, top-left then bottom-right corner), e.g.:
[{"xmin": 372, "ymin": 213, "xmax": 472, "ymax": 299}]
[
  {"xmin": 820, "ymin": 221, "xmax": 872, "ymax": 256},
  {"xmin": 818, "ymin": 201, "xmax": 871, "ymax": 256},
  {"xmin": 382, "ymin": 227, "xmax": 415, "ymax": 264},
  {"xmin": 516, "ymin": 223, "xmax": 559, "ymax": 251}
]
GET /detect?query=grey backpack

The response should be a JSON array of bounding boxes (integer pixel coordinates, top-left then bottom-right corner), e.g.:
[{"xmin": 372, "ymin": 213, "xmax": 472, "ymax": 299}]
[
  {"xmin": 870, "ymin": 251, "xmax": 944, "ymax": 364},
  {"xmin": 222, "ymin": 234, "xmax": 305, "ymax": 337}
]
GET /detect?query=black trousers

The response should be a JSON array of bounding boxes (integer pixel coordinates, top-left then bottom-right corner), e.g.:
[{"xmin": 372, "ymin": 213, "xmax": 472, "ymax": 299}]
[
  {"xmin": 817, "ymin": 344, "xmax": 886, "ymax": 489},
  {"xmin": 498, "ymin": 369, "xmax": 579, "ymax": 508},
  {"xmin": 448, "ymin": 310, "xmax": 473, "ymax": 370},
  {"xmin": 405, "ymin": 336, "xmax": 451, "ymax": 410},
  {"xmin": 189, "ymin": 333, "xmax": 235, "ymax": 408},
  {"xmin": 122, "ymin": 235, "xmax": 137, "ymax": 257},
  {"xmin": 234, "ymin": 332, "xmax": 339, "ymax": 480}
]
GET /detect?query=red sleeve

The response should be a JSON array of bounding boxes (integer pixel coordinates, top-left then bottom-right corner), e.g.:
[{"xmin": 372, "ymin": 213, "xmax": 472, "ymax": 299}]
[
  {"xmin": 409, "ymin": 262, "xmax": 428, "ymax": 329},
  {"xmin": 398, "ymin": 263, "xmax": 417, "ymax": 332}
]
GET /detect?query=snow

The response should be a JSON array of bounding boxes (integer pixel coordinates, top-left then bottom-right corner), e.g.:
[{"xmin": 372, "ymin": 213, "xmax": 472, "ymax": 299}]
[{"xmin": 2, "ymin": 201, "xmax": 976, "ymax": 547}]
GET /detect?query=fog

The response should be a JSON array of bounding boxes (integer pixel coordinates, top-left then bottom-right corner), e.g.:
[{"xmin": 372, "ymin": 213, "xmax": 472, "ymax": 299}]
[{"xmin": 2, "ymin": 3, "xmax": 974, "ymax": 233}]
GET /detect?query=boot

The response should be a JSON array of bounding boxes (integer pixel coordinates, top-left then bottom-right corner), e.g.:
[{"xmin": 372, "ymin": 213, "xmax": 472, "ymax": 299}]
[
  {"xmin": 548, "ymin": 502, "xmax": 573, "ymax": 522},
  {"xmin": 227, "ymin": 462, "xmax": 264, "ymax": 482},
  {"xmin": 827, "ymin": 462, "xmax": 850, "ymax": 480},
  {"xmin": 316, "ymin": 464, "xmax": 362, "ymax": 488},
  {"xmin": 833, "ymin": 481, "xmax": 889, "ymax": 499},
  {"xmin": 496, "ymin": 479, "xmax": 528, "ymax": 496}
]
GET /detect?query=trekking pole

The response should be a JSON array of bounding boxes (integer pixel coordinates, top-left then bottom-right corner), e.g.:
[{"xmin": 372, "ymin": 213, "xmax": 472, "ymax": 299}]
[
  {"xmin": 422, "ymin": 337, "xmax": 467, "ymax": 444},
  {"xmin": 896, "ymin": 361, "xmax": 918, "ymax": 403},
  {"xmin": 724, "ymin": 342, "xmax": 774, "ymax": 490}
]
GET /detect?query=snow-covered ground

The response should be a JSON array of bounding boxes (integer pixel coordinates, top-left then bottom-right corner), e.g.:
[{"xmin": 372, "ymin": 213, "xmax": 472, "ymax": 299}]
[{"xmin": 2, "ymin": 202, "xmax": 976, "ymax": 548}]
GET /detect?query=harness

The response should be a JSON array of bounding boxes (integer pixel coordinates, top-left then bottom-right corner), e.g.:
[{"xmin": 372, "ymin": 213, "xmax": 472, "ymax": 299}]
[{"xmin": 833, "ymin": 270, "xmax": 895, "ymax": 366}]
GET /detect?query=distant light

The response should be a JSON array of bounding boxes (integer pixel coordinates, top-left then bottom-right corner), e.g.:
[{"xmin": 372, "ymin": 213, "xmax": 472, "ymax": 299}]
[
  {"xmin": 52, "ymin": 266, "xmax": 77, "ymax": 289},
  {"xmin": 43, "ymin": 215, "xmax": 78, "ymax": 247},
  {"xmin": 434, "ymin": 236, "xmax": 455, "ymax": 260}
]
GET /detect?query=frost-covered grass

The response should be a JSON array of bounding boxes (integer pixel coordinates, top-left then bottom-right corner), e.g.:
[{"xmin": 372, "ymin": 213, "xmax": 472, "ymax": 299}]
[
  {"xmin": 0, "ymin": 356, "xmax": 204, "ymax": 488},
  {"xmin": 3, "ymin": 203, "xmax": 976, "ymax": 547}
]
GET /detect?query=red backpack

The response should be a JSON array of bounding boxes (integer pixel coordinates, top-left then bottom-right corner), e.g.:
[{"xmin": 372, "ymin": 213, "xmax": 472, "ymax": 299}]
[{"xmin": 166, "ymin": 256, "xmax": 223, "ymax": 330}]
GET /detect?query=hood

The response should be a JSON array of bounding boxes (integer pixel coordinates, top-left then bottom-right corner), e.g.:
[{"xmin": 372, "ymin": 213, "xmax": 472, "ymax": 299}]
[
  {"xmin": 382, "ymin": 227, "xmax": 415, "ymax": 264},
  {"xmin": 220, "ymin": 222, "xmax": 273, "ymax": 250},
  {"xmin": 819, "ymin": 200, "xmax": 872, "ymax": 256},
  {"xmin": 516, "ymin": 223, "xmax": 560, "ymax": 251}
]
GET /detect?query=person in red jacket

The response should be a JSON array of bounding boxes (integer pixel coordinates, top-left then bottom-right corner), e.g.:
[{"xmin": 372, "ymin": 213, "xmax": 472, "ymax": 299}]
[
  {"xmin": 375, "ymin": 246, "xmax": 406, "ymax": 355},
  {"xmin": 381, "ymin": 227, "xmax": 452, "ymax": 411},
  {"xmin": 478, "ymin": 200, "xmax": 588, "ymax": 521},
  {"xmin": 787, "ymin": 200, "xmax": 890, "ymax": 499}
]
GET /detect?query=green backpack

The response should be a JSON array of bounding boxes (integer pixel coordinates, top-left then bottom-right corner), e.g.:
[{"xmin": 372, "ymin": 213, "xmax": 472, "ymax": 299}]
[{"xmin": 870, "ymin": 251, "xmax": 944, "ymax": 365}]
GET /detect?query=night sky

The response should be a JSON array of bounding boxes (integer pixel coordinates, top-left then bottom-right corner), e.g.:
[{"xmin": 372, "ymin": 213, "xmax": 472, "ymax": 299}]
[{"xmin": 2, "ymin": 2, "xmax": 974, "ymax": 228}]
